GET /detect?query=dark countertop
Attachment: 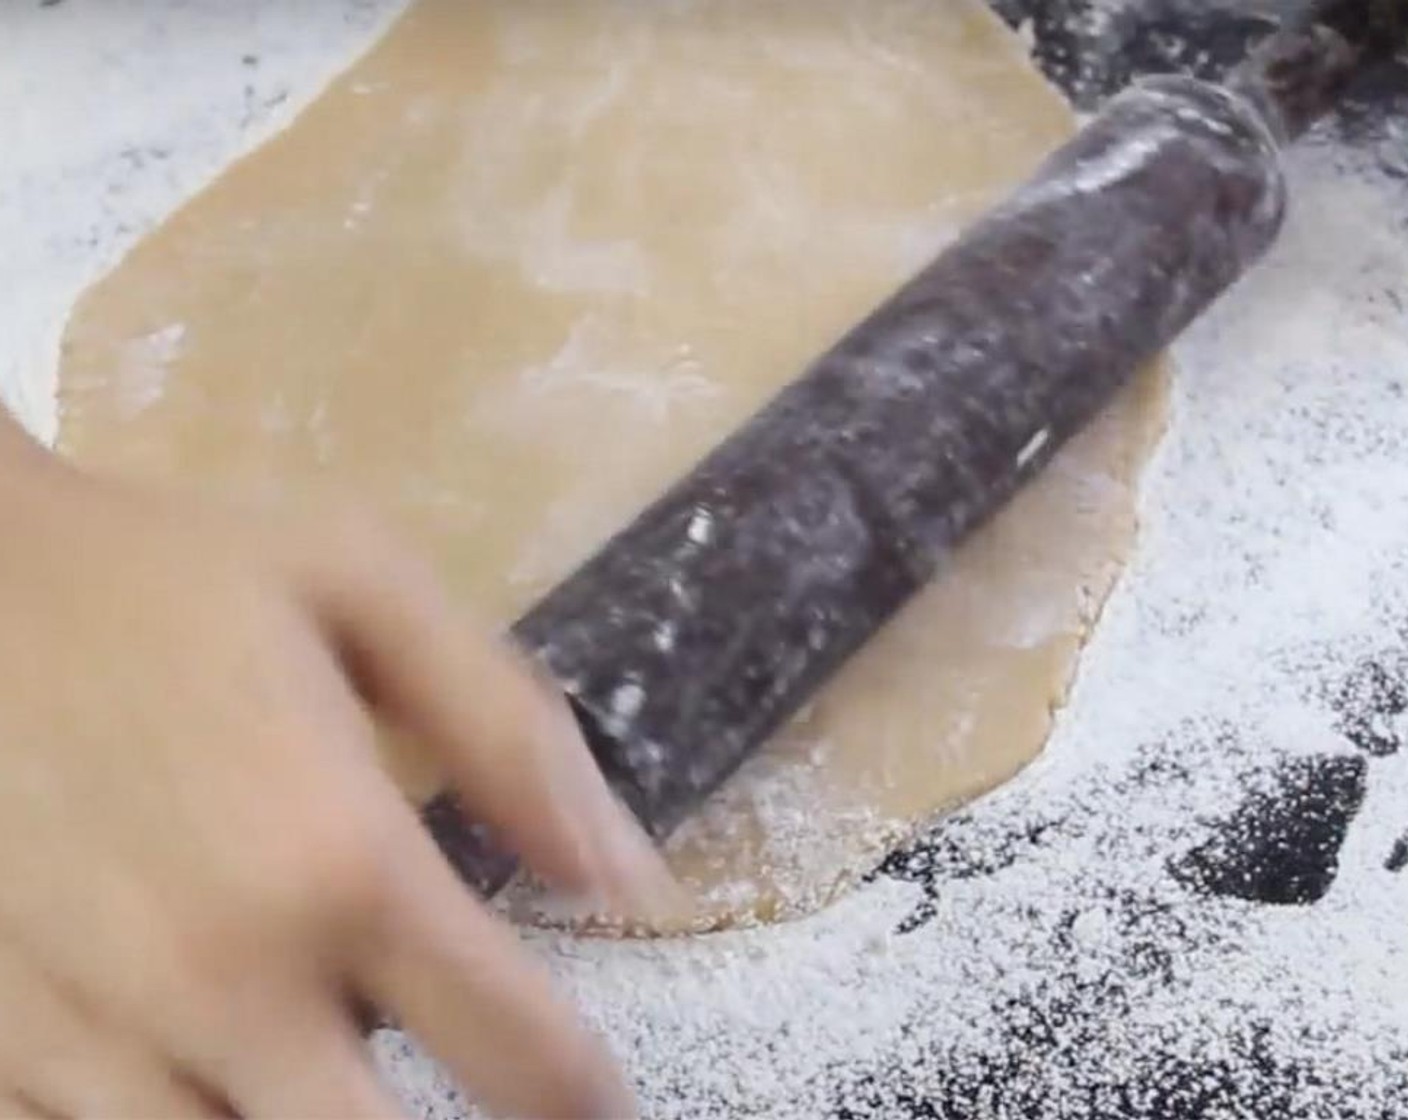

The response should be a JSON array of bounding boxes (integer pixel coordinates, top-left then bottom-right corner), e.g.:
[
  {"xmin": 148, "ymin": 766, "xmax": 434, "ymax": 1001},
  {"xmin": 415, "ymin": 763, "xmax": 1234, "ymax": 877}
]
[{"xmin": 996, "ymin": 0, "xmax": 1407, "ymax": 138}]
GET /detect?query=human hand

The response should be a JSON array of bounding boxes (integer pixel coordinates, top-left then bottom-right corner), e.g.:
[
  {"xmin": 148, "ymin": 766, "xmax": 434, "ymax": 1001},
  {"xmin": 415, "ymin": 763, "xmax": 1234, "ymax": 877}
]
[{"xmin": 0, "ymin": 420, "xmax": 669, "ymax": 1118}]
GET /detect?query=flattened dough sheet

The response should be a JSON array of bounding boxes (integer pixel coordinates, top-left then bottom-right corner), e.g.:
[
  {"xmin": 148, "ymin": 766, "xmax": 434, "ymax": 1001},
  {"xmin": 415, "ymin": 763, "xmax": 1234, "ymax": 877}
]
[{"xmin": 58, "ymin": 0, "xmax": 1167, "ymax": 933}]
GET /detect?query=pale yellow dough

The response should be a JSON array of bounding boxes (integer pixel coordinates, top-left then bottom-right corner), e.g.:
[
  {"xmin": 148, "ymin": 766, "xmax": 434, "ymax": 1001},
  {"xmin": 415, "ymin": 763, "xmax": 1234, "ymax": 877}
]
[{"xmin": 58, "ymin": 0, "xmax": 1167, "ymax": 934}]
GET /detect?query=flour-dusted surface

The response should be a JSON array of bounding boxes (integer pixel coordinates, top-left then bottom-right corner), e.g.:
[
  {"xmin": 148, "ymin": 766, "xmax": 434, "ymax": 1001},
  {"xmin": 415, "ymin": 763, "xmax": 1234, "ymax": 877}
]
[
  {"xmin": 0, "ymin": 0, "xmax": 406, "ymax": 441},
  {"xmin": 5, "ymin": 5, "xmax": 1408, "ymax": 1120},
  {"xmin": 481, "ymin": 147, "xmax": 1408, "ymax": 1120}
]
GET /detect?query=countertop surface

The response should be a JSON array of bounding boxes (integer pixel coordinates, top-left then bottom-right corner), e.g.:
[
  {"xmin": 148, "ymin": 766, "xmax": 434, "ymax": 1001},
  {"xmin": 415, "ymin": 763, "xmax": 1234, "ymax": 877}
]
[{"xmin": 3, "ymin": 3, "xmax": 1407, "ymax": 1117}]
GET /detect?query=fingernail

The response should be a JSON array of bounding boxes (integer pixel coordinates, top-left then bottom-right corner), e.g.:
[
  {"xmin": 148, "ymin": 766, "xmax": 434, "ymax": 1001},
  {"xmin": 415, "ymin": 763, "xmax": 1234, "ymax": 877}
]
[
  {"xmin": 594, "ymin": 799, "xmax": 694, "ymax": 926},
  {"xmin": 523, "ymin": 883, "xmax": 613, "ymax": 927},
  {"xmin": 531, "ymin": 681, "xmax": 692, "ymax": 925}
]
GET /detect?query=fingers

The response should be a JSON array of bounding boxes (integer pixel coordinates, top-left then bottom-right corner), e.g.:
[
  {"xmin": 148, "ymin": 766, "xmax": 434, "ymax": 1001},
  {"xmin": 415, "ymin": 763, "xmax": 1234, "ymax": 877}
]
[
  {"xmin": 0, "ymin": 940, "xmax": 226, "ymax": 1120},
  {"xmin": 356, "ymin": 803, "xmax": 636, "ymax": 1120},
  {"xmin": 167, "ymin": 755, "xmax": 634, "ymax": 1120},
  {"xmin": 0, "ymin": 1094, "xmax": 56, "ymax": 1120},
  {"xmin": 165, "ymin": 756, "xmax": 632, "ymax": 1120},
  {"xmin": 208, "ymin": 998, "xmax": 403, "ymax": 1120},
  {"xmin": 295, "ymin": 511, "xmax": 682, "ymax": 918}
]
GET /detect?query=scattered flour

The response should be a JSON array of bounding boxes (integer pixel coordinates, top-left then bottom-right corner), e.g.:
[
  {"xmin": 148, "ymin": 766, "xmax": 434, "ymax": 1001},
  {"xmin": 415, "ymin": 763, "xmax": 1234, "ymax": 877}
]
[
  {"xmin": 0, "ymin": 0, "xmax": 408, "ymax": 441},
  {"xmin": 384, "ymin": 137, "xmax": 1408, "ymax": 1120},
  {"xmin": 4, "ymin": 4, "xmax": 1407, "ymax": 1118},
  {"xmin": 112, "ymin": 322, "xmax": 185, "ymax": 419}
]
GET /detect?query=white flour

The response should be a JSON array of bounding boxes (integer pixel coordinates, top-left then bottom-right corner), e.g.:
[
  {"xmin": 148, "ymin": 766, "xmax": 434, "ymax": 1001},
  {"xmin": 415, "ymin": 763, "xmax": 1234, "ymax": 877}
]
[
  {"xmin": 0, "ymin": 0, "xmax": 406, "ymax": 440},
  {"xmin": 388, "ymin": 128, "xmax": 1408, "ymax": 1120},
  {"xmin": 399, "ymin": 90, "xmax": 1408, "ymax": 1120},
  {"xmin": 3, "ymin": 4, "xmax": 1407, "ymax": 1118}
]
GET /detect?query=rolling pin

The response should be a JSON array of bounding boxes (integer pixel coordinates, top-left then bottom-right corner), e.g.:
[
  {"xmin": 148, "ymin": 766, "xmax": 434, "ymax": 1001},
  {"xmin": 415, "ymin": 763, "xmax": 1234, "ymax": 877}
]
[{"xmin": 421, "ymin": 0, "xmax": 1407, "ymax": 898}]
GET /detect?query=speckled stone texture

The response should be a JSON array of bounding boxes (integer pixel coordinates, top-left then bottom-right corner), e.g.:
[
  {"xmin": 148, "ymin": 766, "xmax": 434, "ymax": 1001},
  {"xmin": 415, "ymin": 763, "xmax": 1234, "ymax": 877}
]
[{"xmin": 992, "ymin": 0, "xmax": 1408, "ymax": 137}]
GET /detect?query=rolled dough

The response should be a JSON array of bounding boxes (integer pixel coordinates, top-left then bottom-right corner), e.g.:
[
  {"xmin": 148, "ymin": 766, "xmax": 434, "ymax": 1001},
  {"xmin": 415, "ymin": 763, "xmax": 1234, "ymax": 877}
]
[{"xmin": 57, "ymin": 0, "xmax": 1167, "ymax": 934}]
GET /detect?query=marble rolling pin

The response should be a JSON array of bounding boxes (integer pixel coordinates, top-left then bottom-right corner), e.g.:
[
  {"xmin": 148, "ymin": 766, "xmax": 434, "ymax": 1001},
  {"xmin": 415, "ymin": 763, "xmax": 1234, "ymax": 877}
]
[{"xmin": 421, "ymin": 0, "xmax": 1406, "ymax": 897}]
